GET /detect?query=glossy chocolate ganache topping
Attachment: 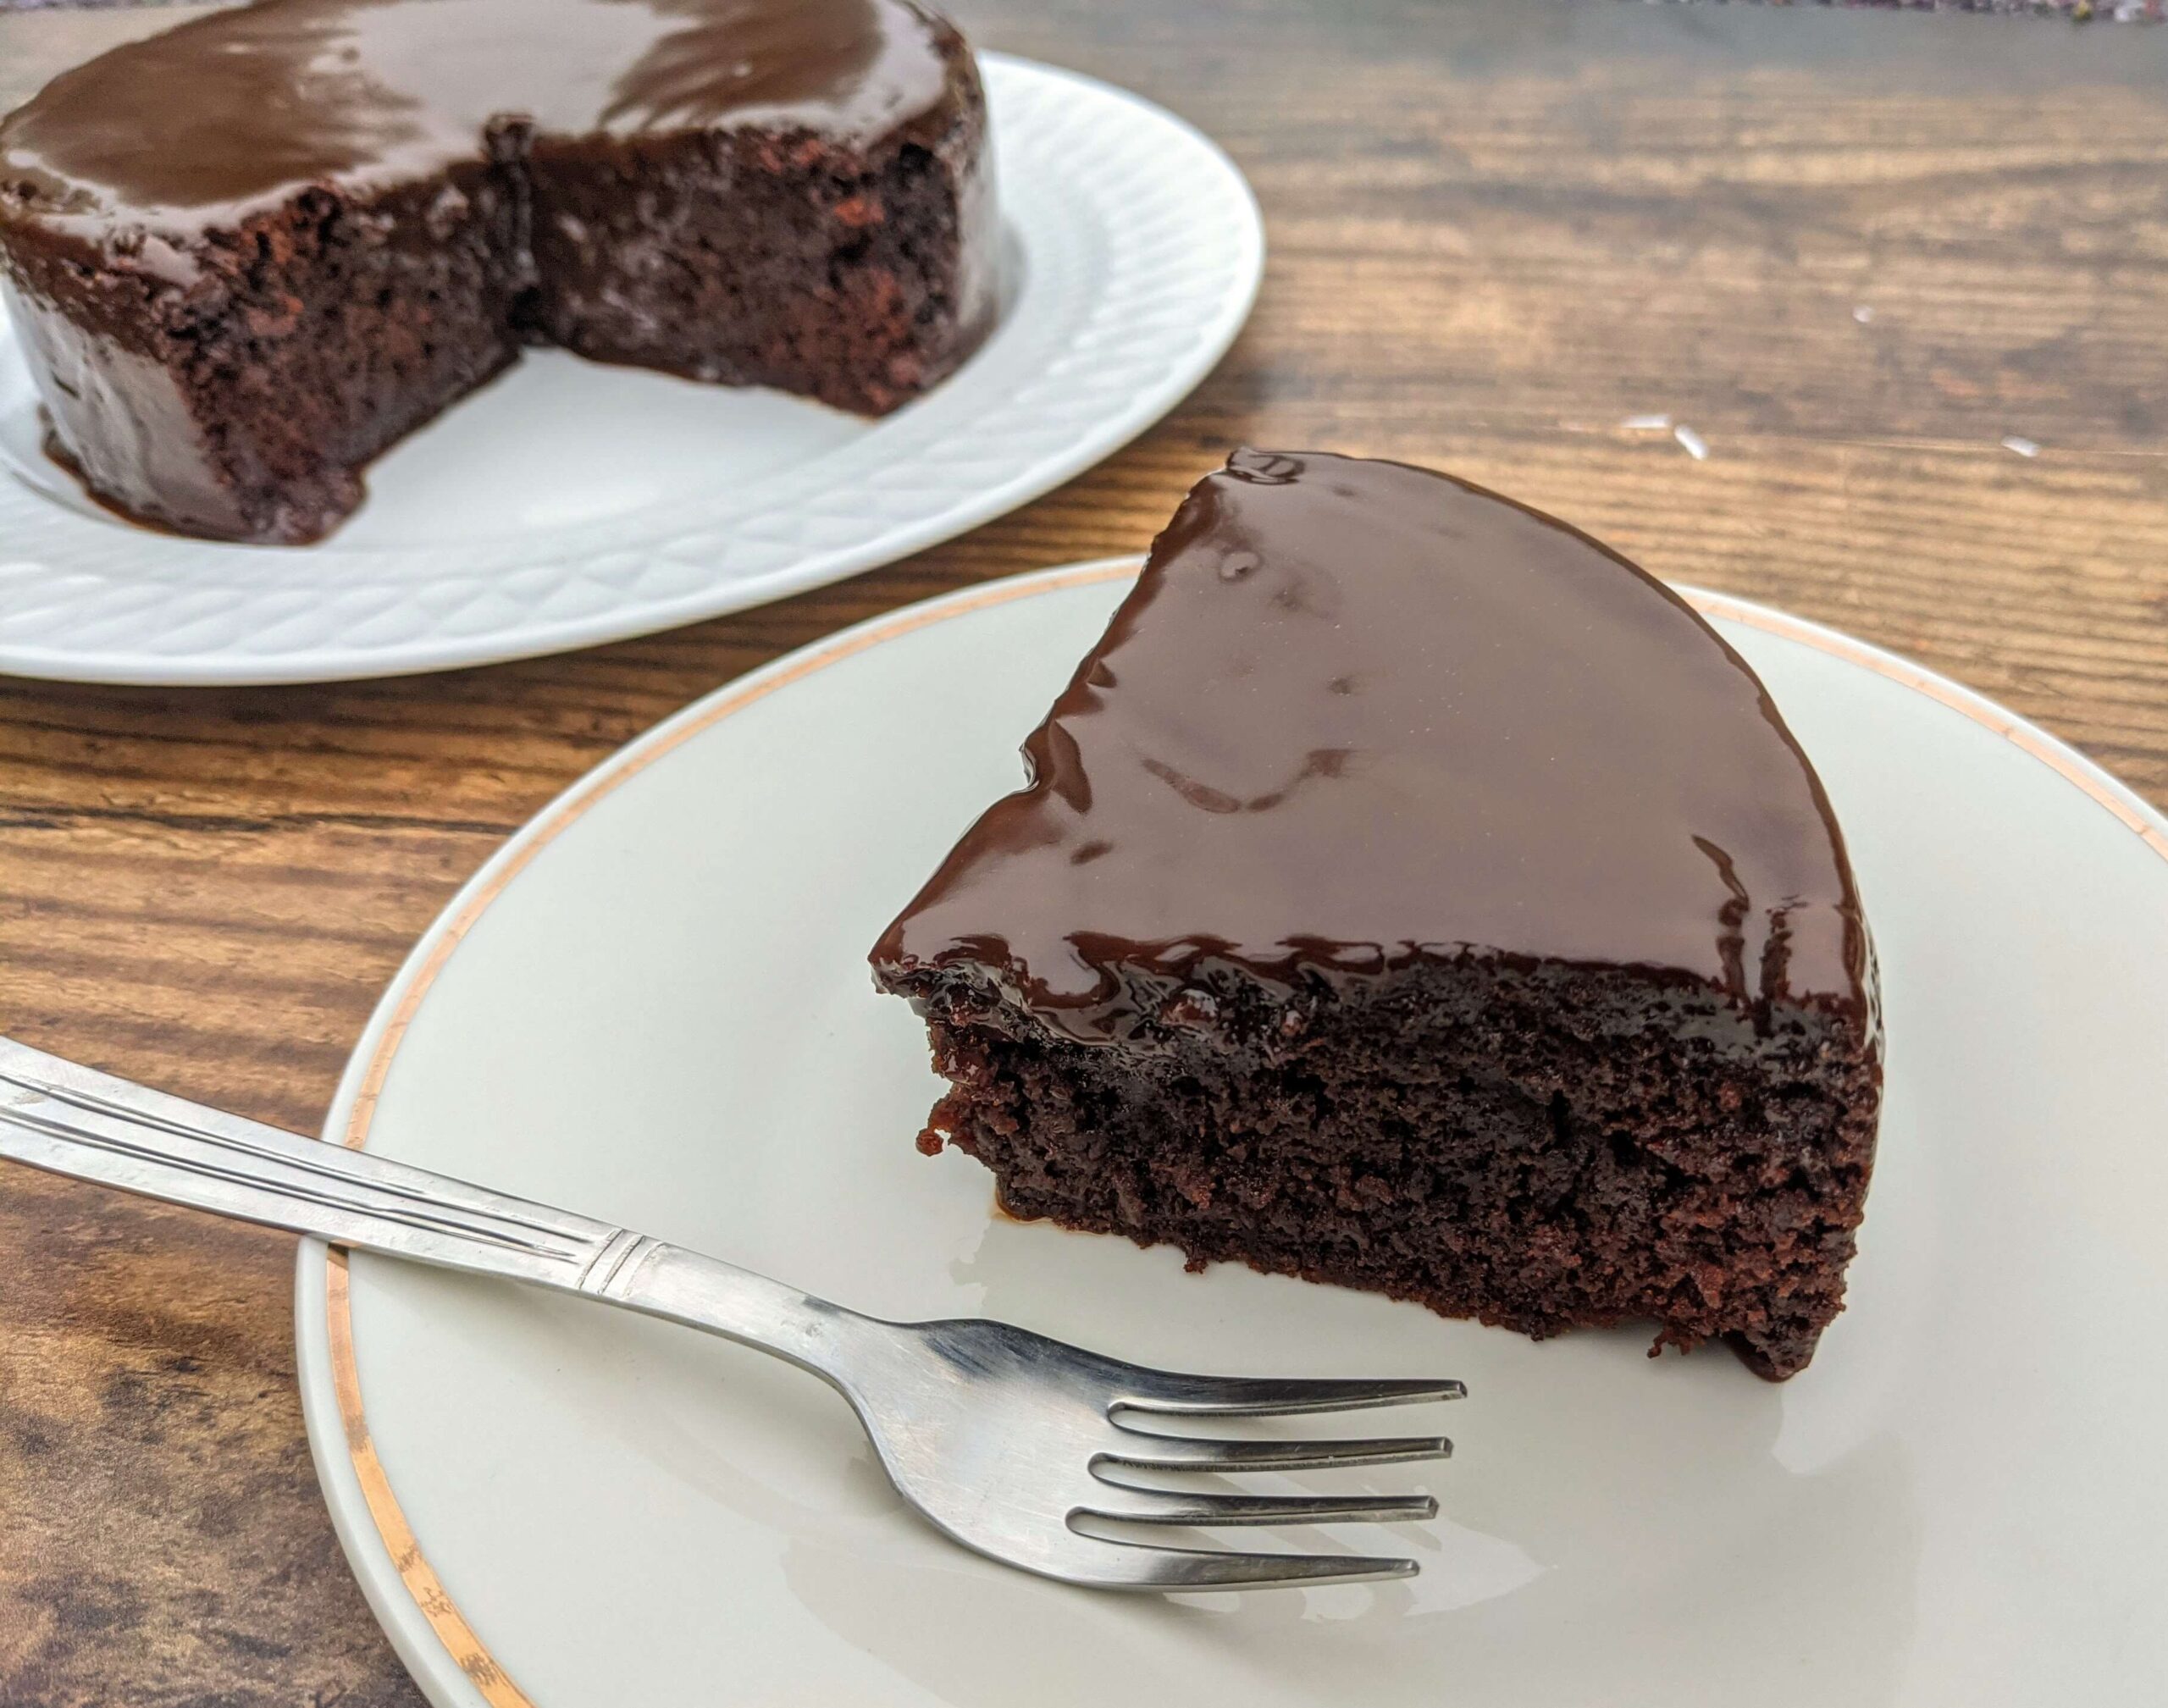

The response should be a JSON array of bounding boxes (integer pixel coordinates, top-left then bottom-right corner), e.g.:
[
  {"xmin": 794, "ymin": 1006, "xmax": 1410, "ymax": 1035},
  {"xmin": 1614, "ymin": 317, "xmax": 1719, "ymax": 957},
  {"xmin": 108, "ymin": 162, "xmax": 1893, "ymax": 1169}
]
[
  {"xmin": 1, "ymin": 0, "xmax": 953, "ymax": 257},
  {"xmin": 874, "ymin": 450, "xmax": 1875, "ymax": 1042}
]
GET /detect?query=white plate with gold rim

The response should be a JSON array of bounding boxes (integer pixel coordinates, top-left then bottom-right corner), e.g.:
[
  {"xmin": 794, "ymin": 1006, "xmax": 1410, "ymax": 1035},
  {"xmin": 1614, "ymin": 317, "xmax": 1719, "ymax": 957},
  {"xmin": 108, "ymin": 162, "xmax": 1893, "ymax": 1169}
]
[
  {"xmin": 0, "ymin": 58, "xmax": 1259, "ymax": 687},
  {"xmin": 296, "ymin": 561, "xmax": 2168, "ymax": 1707}
]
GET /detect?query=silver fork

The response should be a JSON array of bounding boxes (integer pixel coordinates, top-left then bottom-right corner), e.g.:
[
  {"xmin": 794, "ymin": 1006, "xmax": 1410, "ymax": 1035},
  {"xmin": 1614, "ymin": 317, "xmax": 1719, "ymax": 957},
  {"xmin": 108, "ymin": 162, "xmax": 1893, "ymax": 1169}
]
[{"xmin": 0, "ymin": 1036, "xmax": 1462, "ymax": 1591}]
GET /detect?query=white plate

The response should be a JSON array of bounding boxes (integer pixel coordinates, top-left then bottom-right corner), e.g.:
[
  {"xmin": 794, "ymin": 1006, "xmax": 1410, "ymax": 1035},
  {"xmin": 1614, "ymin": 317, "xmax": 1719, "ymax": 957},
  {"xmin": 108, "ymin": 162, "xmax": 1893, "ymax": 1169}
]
[
  {"xmin": 0, "ymin": 61, "xmax": 1260, "ymax": 687},
  {"xmin": 296, "ymin": 562, "xmax": 2168, "ymax": 1708}
]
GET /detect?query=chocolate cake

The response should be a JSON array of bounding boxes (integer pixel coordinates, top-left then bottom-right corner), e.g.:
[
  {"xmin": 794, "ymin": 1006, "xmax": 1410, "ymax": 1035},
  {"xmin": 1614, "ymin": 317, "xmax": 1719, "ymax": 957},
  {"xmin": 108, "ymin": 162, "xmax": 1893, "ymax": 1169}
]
[
  {"xmin": 0, "ymin": 0, "xmax": 994, "ymax": 543},
  {"xmin": 871, "ymin": 450, "xmax": 1883, "ymax": 1379}
]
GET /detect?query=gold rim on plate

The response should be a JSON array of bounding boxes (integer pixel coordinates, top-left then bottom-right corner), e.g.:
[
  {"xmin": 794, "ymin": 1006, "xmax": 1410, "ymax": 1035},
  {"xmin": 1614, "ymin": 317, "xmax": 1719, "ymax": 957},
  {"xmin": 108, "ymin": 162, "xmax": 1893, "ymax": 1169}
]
[{"xmin": 322, "ymin": 567, "xmax": 2168, "ymax": 1708}]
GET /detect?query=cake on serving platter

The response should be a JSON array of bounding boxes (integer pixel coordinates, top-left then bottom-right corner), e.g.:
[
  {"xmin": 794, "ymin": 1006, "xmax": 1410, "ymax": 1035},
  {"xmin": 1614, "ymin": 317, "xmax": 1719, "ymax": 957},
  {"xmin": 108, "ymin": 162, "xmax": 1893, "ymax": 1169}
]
[{"xmin": 0, "ymin": 0, "xmax": 995, "ymax": 542}]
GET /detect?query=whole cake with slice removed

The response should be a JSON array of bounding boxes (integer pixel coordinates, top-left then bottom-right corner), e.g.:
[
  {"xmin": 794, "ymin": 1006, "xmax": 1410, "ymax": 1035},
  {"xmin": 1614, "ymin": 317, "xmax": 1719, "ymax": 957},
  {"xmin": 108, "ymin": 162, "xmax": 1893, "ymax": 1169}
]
[
  {"xmin": 871, "ymin": 450, "xmax": 1883, "ymax": 1379},
  {"xmin": 0, "ymin": 0, "xmax": 993, "ymax": 543}
]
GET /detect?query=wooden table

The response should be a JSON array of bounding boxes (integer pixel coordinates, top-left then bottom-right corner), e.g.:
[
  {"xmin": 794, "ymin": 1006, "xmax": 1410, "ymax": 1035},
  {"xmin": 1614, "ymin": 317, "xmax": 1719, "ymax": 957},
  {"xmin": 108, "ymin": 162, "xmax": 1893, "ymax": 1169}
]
[{"xmin": 2, "ymin": 2, "xmax": 2164, "ymax": 1700}]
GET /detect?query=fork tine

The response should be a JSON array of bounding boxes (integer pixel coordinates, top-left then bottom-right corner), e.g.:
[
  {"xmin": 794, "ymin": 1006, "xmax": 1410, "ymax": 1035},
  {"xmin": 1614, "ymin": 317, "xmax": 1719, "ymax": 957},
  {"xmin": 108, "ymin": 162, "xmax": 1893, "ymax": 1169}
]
[
  {"xmin": 1114, "ymin": 1373, "xmax": 1465, "ymax": 1418},
  {"xmin": 1076, "ymin": 1484, "xmax": 1439, "ymax": 1527},
  {"xmin": 1070, "ymin": 1537, "xmax": 1420, "ymax": 1591},
  {"xmin": 1101, "ymin": 1426, "xmax": 1452, "ymax": 1473}
]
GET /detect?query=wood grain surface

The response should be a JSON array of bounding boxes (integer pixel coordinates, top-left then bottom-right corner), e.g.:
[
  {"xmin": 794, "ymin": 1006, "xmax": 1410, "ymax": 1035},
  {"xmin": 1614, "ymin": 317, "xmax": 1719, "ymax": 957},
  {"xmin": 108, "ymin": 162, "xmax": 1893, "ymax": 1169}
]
[{"xmin": 2, "ymin": 2, "xmax": 2165, "ymax": 1702}]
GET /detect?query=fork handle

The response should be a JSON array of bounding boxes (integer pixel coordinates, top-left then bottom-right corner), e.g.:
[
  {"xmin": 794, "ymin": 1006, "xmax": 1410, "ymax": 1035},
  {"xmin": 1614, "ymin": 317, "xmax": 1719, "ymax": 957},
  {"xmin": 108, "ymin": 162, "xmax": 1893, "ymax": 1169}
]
[{"xmin": 0, "ymin": 1036, "xmax": 860, "ymax": 1377}]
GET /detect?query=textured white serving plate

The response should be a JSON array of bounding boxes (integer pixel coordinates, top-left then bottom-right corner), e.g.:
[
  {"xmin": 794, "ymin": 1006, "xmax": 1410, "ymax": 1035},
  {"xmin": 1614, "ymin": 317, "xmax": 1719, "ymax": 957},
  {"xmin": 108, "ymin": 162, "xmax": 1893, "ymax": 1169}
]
[
  {"xmin": 0, "ymin": 60, "xmax": 1260, "ymax": 685},
  {"xmin": 296, "ymin": 563, "xmax": 2168, "ymax": 1708}
]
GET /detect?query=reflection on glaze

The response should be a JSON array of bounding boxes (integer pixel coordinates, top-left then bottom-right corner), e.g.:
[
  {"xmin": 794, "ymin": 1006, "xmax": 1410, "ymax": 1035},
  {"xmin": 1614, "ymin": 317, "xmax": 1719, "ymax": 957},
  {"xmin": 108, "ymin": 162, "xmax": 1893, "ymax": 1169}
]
[
  {"xmin": 874, "ymin": 449, "xmax": 1872, "ymax": 1041},
  {"xmin": 0, "ymin": 0, "xmax": 949, "ymax": 240}
]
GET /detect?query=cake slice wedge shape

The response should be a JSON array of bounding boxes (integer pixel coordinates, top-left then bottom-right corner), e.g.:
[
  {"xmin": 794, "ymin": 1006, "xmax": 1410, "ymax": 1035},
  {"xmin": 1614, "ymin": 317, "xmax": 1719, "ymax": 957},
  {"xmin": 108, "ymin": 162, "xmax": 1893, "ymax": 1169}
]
[{"xmin": 871, "ymin": 449, "xmax": 1883, "ymax": 1379}]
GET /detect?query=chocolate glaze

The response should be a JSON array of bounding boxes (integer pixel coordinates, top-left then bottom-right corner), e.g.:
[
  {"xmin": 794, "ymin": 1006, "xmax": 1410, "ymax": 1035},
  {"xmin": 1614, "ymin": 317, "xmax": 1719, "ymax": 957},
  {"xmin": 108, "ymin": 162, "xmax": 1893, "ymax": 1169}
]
[
  {"xmin": 1, "ymin": 0, "xmax": 952, "ymax": 264},
  {"xmin": 873, "ymin": 450, "xmax": 1876, "ymax": 1044}
]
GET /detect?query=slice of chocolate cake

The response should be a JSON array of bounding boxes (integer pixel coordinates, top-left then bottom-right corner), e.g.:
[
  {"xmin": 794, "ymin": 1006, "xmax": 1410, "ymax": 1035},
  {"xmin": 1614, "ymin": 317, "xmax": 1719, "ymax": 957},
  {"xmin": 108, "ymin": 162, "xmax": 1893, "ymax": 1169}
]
[
  {"xmin": 871, "ymin": 450, "xmax": 1883, "ymax": 1379},
  {"xmin": 0, "ymin": 0, "xmax": 994, "ymax": 543}
]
